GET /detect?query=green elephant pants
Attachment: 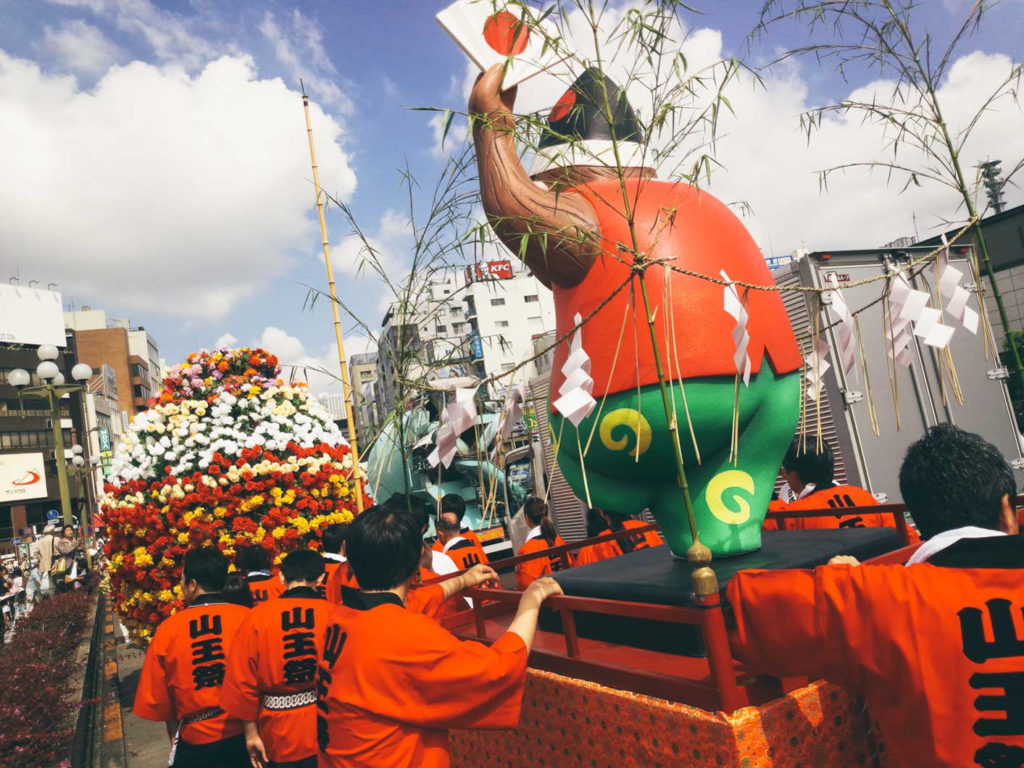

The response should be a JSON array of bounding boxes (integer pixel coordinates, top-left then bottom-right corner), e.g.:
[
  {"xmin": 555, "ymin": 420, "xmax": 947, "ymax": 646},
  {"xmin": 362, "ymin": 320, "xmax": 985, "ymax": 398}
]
[{"xmin": 550, "ymin": 367, "xmax": 800, "ymax": 558}]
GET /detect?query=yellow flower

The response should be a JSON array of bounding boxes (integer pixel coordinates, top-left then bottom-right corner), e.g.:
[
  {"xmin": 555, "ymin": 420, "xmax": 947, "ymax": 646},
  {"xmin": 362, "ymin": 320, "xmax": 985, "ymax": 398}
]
[
  {"xmin": 271, "ymin": 526, "xmax": 286, "ymax": 540},
  {"xmin": 240, "ymin": 495, "xmax": 264, "ymax": 513},
  {"xmin": 178, "ymin": 532, "xmax": 190, "ymax": 545},
  {"xmin": 158, "ymin": 589, "xmax": 174, "ymax": 603}
]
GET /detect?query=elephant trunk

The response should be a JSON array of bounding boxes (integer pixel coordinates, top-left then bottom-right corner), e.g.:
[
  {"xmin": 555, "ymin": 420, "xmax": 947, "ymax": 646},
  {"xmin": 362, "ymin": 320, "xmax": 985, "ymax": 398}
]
[{"xmin": 472, "ymin": 103, "xmax": 599, "ymax": 289}]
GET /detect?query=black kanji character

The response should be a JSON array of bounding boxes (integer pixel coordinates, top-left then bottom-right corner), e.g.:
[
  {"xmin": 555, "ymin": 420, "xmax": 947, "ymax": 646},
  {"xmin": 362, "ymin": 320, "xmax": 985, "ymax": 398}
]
[
  {"xmin": 970, "ymin": 671, "xmax": 1024, "ymax": 737},
  {"xmin": 281, "ymin": 606, "xmax": 316, "ymax": 631},
  {"xmin": 283, "ymin": 631, "xmax": 317, "ymax": 659},
  {"xmin": 189, "ymin": 614, "xmax": 222, "ymax": 639},
  {"xmin": 191, "ymin": 637, "xmax": 225, "ymax": 665},
  {"xmin": 322, "ymin": 624, "xmax": 346, "ymax": 667},
  {"xmin": 192, "ymin": 662, "xmax": 225, "ymax": 690},
  {"xmin": 959, "ymin": 600, "xmax": 1024, "ymax": 664},
  {"xmin": 283, "ymin": 657, "xmax": 318, "ymax": 684}
]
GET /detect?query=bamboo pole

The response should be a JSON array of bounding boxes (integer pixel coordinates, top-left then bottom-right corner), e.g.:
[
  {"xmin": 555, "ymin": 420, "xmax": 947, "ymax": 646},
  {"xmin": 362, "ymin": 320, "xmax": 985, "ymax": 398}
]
[{"xmin": 301, "ymin": 84, "xmax": 364, "ymax": 513}]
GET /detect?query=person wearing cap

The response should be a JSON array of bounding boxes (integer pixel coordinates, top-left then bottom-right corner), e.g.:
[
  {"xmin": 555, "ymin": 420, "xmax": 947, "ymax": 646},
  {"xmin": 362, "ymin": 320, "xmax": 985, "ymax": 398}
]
[{"xmin": 469, "ymin": 64, "xmax": 801, "ymax": 560}]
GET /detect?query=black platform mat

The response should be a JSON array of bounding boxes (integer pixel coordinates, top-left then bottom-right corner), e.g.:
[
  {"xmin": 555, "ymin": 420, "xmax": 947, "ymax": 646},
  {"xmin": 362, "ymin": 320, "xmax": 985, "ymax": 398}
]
[{"xmin": 544, "ymin": 528, "xmax": 901, "ymax": 656}]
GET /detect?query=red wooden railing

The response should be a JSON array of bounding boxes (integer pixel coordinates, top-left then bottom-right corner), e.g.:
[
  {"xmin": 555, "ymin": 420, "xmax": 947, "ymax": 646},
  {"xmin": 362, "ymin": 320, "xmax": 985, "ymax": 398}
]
[{"xmin": 425, "ymin": 499, "xmax": 1015, "ymax": 712}]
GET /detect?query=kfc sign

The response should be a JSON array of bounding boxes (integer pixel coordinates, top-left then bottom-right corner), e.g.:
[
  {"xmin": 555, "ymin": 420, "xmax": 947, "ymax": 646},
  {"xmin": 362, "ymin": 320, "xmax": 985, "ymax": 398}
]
[{"xmin": 469, "ymin": 260, "xmax": 513, "ymax": 281}]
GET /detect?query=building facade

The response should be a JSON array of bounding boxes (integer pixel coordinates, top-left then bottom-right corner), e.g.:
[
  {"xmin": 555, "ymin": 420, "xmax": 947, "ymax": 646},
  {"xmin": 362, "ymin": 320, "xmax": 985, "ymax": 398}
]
[
  {"xmin": 348, "ymin": 352, "xmax": 379, "ymax": 446},
  {"xmin": 65, "ymin": 308, "xmax": 161, "ymax": 414},
  {"xmin": 462, "ymin": 258, "xmax": 556, "ymax": 395}
]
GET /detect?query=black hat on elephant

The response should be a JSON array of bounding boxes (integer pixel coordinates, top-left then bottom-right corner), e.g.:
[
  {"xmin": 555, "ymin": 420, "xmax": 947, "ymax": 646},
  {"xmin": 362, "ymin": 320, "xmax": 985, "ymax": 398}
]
[{"xmin": 531, "ymin": 67, "xmax": 646, "ymax": 175}]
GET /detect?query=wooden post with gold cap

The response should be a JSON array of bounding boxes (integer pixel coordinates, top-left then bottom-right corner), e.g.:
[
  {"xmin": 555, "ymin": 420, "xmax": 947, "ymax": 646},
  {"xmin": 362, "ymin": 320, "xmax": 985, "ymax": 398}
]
[{"xmin": 300, "ymin": 81, "xmax": 364, "ymax": 513}]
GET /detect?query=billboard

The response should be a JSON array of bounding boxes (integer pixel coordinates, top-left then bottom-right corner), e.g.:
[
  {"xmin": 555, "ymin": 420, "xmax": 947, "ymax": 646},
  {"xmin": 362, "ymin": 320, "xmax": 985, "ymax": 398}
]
[
  {"xmin": 0, "ymin": 285, "xmax": 66, "ymax": 347},
  {"xmin": 470, "ymin": 334, "xmax": 484, "ymax": 360},
  {"xmin": 0, "ymin": 453, "xmax": 48, "ymax": 503},
  {"xmin": 467, "ymin": 260, "xmax": 514, "ymax": 282}
]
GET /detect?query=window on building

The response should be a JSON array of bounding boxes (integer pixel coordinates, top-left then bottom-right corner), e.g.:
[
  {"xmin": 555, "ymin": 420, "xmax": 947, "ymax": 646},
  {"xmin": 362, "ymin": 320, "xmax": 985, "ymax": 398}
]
[
  {"xmin": 496, "ymin": 320, "xmax": 510, "ymax": 328},
  {"xmin": 130, "ymin": 363, "xmax": 146, "ymax": 377},
  {"xmin": 490, "ymin": 298, "xmax": 506, "ymax": 306},
  {"xmin": 133, "ymin": 385, "xmax": 150, "ymax": 400},
  {"xmin": 524, "ymin": 295, "xmax": 539, "ymax": 303},
  {"xmin": 435, "ymin": 325, "xmax": 447, "ymax": 334},
  {"xmin": 501, "ymin": 363, "xmax": 515, "ymax": 372},
  {"xmin": 528, "ymin": 316, "xmax": 543, "ymax": 328}
]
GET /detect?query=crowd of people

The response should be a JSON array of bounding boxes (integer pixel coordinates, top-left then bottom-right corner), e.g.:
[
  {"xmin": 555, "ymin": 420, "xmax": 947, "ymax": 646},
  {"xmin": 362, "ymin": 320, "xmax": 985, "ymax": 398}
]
[
  {"xmin": 131, "ymin": 423, "xmax": 1022, "ymax": 768},
  {"xmin": 134, "ymin": 495, "xmax": 562, "ymax": 768},
  {"xmin": 1, "ymin": 523, "xmax": 90, "ymax": 636}
]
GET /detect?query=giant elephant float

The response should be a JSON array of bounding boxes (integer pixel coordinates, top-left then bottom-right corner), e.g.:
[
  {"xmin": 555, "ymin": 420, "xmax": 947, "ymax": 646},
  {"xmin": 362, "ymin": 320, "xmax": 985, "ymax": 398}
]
[{"xmin": 470, "ymin": 65, "xmax": 802, "ymax": 558}]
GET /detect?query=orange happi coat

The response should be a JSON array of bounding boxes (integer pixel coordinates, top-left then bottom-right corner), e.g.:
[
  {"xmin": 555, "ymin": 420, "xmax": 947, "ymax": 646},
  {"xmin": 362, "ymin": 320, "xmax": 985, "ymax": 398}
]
[
  {"xmin": 247, "ymin": 572, "xmax": 284, "ymax": 605},
  {"xmin": 325, "ymin": 558, "xmax": 359, "ymax": 604},
  {"xmin": 442, "ymin": 536, "xmax": 489, "ymax": 572},
  {"xmin": 220, "ymin": 586, "xmax": 333, "ymax": 764},
  {"xmin": 316, "ymin": 589, "xmax": 528, "ymax": 768},
  {"xmin": 134, "ymin": 595, "xmax": 250, "ymax": 745},
  {"xmin": 764, "ymin": 484, "xmax": 919, "ymax": 541},
  {"xmin": 727, "ymin": 535, "xmax": 1024, "ymax": 768},
  {"xmin": 515, "ymin": 533, "xmax": 571, "ymax": 590},
  {"xmin": 576, "ymin": 520, "xmax": 663, "ymax": 566},
  {"xmin": 432, "ymin": 529, "xmax": 488, "ymax": 562}
]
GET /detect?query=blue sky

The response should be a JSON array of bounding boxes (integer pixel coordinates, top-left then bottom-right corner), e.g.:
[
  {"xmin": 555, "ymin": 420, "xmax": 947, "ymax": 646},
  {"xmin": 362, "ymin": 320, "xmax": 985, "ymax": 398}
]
[{"xmin": 1, "ymin": 0, "xmax": 1021, "ymax": 393}]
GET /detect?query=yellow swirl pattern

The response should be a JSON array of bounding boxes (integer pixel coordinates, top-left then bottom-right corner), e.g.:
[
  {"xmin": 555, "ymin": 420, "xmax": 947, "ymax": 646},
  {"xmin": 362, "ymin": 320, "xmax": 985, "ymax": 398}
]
[
  {"xmin": 599, "ymin": 409, "xmax": 652, "ymax": 458},
  {"xmin": 706, "ymin": 470, "xmax": 755, "ymax": 525}
]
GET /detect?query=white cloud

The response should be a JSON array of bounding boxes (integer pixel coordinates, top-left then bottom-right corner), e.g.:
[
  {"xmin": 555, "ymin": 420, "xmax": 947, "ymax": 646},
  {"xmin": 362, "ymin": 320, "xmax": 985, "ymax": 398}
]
[
  {"xmin": 332, "ymin": 208, "xmax": 412, "ymax": 281},
  {"xmin": 41, "ymin": 19, "xmax": 122, "ymax": 76},
  {"xmin": 251, "ymin": 326, "xmax": 375, "ymax": 395},
  {"xmin": 259, "ymin": 10, "xmax": 353, "ymax": 114},
  {"xmin": 46, "ymin": 0, "xmax": 221, "ymax": 71},
  {"xmin": 0, "ymin": 52, "xmax": 357, "ymax": 320},
  {"xmin": 443, "ymin": 3, "xmax": 1022, "ymax": 254},
  {"xmin": 213, "ymin": 332, "xmax": 238, "ymax": 349},
  {"xmin": 703, "ymin": 49, "xmax": 1024, "ymax": 252}
]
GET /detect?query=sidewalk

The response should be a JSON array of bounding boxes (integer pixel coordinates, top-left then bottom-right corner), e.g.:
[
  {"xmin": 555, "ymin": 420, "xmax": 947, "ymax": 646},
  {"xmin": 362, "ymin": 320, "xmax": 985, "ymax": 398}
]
[{"xmin": 112, "ymin": 616, "xmax": 170, "ymax": 767}]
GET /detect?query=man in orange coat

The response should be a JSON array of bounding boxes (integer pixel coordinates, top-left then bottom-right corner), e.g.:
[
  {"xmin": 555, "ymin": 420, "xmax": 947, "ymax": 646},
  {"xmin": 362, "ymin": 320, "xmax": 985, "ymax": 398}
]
[
  {"xmin": 316, "ymin": 502, "xmax": 562, "ymax": 768},
  {"xmin": 134, "ymin": 547, "xmax": 251, "ymax": 767},
  {"xmin": 431, "ymin": 494, "xmax": 488, "ymax": 562},
  {"xmin": 435, "ymin": 511, "xmax": 489, "ymax": 572},
  {"xmin": 576, "ymin": 508, "xmax": 662, "ymax": 565},
  {"xmin": 238, "ymin": 545, "xmax": 285, "ymax": 605},
  {"xmin": 729, "ymin": 424, "xmax": 1023, "ymax": 767},
  {"xmin": 221, "ymin": 549, "xmax": 332, "ymax": 768},
  {"xmin": 320, "ymin": 523, "xmax": 356, "ymax": 603},
  {"xmin": 764, "ymin": 437, "xmax": 908, "ymax": 533}
]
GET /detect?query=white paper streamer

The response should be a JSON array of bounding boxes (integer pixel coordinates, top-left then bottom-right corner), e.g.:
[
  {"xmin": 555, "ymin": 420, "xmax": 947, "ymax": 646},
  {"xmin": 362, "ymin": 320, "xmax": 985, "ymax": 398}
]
[
  {"xmin": 721, "ymin": 270, "xmax": 751, "ymax": 387},
  {"xmin": 937, "ymin": 234, "xmax": 980, "ymax": 335},
  {"xmin": 804, "ymin": 336, "xmax": 832, "ymax": 402},
  {"xmin": 886, "ymin": 273, "xmax": 918, "ymax": 366},
  {"xmin": 552, "ymin": 313, "xmax": 597, "ymax": 427},
  {"xmin": 428, "ymin": 387, "xmax": 478, "ymax": 468},
  {"xmin": 826, "ymin": 274, "xmax": 857, "ymax": 376}
]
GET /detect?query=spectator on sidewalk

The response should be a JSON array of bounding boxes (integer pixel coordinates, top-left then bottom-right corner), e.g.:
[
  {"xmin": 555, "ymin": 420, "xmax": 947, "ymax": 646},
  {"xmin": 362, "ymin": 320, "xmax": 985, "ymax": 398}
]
[{"xmin": 29, "ymin": 525, "xmax": 57, "ymax": 597}]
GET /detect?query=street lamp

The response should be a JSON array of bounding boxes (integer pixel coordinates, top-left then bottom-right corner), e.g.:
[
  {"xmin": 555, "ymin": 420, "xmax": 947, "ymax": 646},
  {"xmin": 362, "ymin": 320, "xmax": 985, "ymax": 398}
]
[
  {"xmin": 65, "ymin": 445, "xmax": 96, "ymax": 570},
  {"xmin": 10, "ymin": 348, "xmax": 92, "ymax": 528}
]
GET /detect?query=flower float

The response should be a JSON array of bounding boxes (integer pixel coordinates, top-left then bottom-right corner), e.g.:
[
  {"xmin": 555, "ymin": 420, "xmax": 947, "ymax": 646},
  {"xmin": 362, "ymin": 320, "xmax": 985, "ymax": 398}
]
[{"xmin": 102, "ymin": 347, "xmax": 369, "ymax": 639}]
